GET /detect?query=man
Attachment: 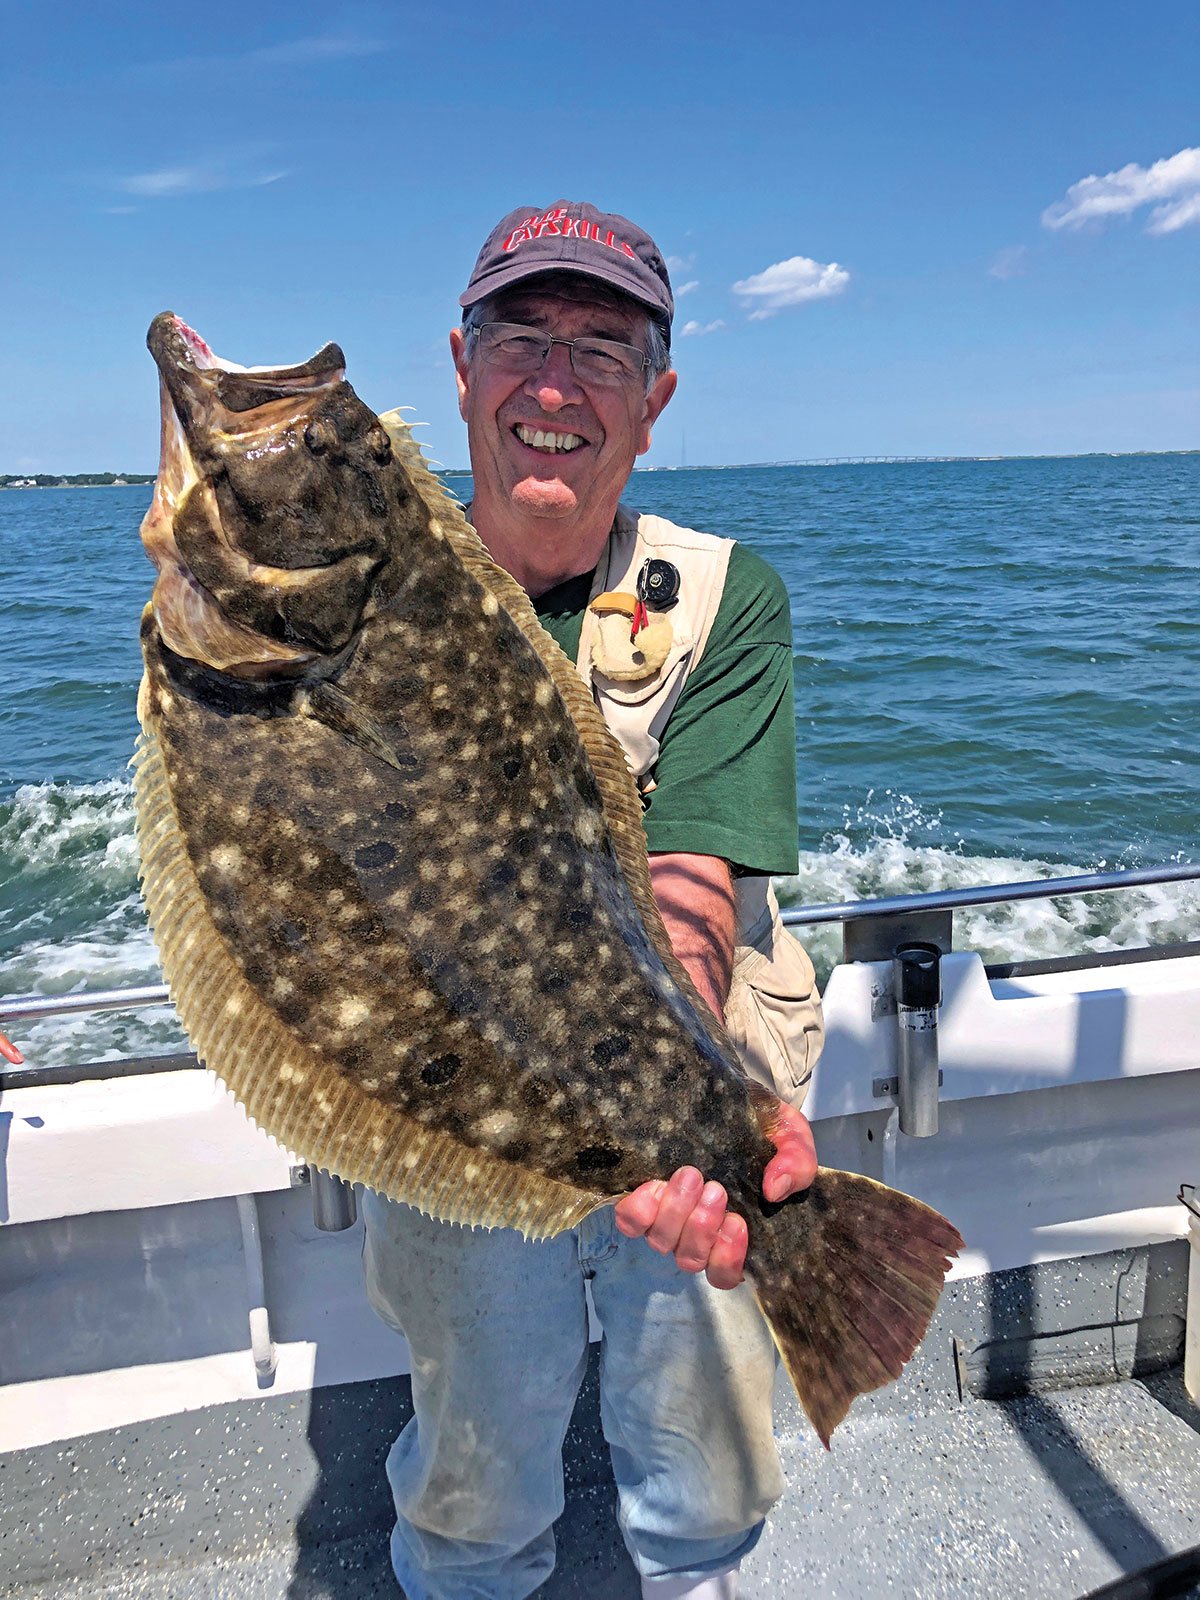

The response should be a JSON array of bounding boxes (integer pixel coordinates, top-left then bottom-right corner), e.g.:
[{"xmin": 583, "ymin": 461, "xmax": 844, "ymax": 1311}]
[{"xmin": 362, "ymin": 201, "xmax": 818, "ymax": 1600}]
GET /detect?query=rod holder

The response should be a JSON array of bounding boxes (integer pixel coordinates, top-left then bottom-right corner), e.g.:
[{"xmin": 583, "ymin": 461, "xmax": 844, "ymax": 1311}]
[
  {"xmin": 893, "ymin": 941, "xmax": 941, "ymax": 1137},
  {"xmin": 311, "ymin": 1169, "xmax": 358, "ymax": 1232}
]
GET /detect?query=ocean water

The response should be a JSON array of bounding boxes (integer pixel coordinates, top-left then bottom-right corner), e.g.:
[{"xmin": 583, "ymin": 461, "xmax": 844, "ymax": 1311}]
[{"xmin": 2, "ymin": 456, "xmax": 1198, "ymax": 1065}]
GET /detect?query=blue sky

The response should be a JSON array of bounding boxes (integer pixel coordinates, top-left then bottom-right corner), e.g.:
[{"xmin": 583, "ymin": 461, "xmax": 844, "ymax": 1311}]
[{"xmin": 2, "ymin": 0, "xmax": 1197, "ymax": 471}]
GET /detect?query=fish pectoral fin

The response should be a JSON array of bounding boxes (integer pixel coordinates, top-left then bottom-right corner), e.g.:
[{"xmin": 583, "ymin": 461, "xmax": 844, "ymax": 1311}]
[
  {"xmin": 744, "ymin": 1167, "xmax": 963, "ymax": 1447},
  {"xmin": 307, "ymin": 681, "xmax": 414, "ymax": 773}
]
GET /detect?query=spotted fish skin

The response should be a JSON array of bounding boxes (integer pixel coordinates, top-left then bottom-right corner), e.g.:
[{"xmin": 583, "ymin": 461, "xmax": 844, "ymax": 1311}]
[{"xmin": 136, "ymin": 313, "xmax": 962, "ymax": 1446}]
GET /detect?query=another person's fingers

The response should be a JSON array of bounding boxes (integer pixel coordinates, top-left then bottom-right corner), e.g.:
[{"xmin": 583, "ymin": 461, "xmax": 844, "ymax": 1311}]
[
  {"xmin": 614, "ymin": 1179, "xmax": 667, "ymax": 1238},
  {"xmin": 705, "ymin": 1213, "xmax": 749, "ymax": 1289},
  {"xmin": 643, "ymin": 1165, "xmax": 704, "ymax": 1255},
  {"xmin": 672, "ymin": 1181, "xmax": 729, "ymax": 1273},
  {"xmin": 762, "ymin": 1101, "xmax": 817, "ymax": 1203}
]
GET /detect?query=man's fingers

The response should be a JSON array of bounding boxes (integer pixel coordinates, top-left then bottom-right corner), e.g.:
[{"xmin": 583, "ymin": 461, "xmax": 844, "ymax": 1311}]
[
  {"xmin": 614, "ymin": 1179, "xmax": 666, "ymax": 1238},
  {"xmin": 644, "ymin": 1166, "xmax": 704, "ymax": 1255},
  {"xmin": 672, "ymin": 1181, "xmax": 729, "ymax": 1273},
  {"xmin": 762, "ymin": 1102, "xmax": 817, "ymax": 1202},
  {"xmin": 705, "ymin": 1214, "xmax": 748, "ymax": 1289}
]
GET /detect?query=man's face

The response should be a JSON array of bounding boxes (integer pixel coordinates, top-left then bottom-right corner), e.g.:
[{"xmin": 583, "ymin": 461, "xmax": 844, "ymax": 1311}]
[{"xmin": 450, "ymin": 283, "xmax": 676, "ymax": 529}]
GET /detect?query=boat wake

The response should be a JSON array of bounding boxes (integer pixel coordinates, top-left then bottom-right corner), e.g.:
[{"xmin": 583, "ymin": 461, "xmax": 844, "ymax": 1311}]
[{"xmin": 3, "ymin": 779, "xmax": 1197, "ymax": 1066}]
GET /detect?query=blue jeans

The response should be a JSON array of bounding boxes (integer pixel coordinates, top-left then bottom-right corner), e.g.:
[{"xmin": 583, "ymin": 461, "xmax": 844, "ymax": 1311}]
[{"xmin": 361, "ymin": 1194, "xmax": 784, "ymax": 1600}]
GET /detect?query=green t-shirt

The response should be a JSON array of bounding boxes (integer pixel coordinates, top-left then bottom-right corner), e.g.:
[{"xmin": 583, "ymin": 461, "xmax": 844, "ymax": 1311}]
[{"xmin": 533, "ymin": 542, "xmax": 799, "ymax": 875}]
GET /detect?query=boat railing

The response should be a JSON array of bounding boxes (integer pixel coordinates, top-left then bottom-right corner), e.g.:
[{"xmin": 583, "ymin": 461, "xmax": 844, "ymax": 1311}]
[
  {"xmin": 2, "ymin": 859, "xmax": 1197, "ymax": 1168},
  {"xmin": 778, "ymin": 859, "xmax": 1200, "ymax": 962},
  {"xmin": 2, "ymin": 862, "xmax": 1198, "ymax": 1040}
]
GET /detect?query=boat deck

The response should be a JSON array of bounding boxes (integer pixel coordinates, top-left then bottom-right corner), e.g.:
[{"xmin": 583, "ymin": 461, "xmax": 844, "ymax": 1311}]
[{"xmin": 5, "ymin": 1357, "xmax": 1198, "ymax": 1599}]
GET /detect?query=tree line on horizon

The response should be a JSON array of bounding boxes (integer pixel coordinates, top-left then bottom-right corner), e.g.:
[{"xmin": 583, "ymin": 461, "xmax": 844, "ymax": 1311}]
[{"xmin": 1, "ymin": 473, "xmax": 156, "ymax": 487}]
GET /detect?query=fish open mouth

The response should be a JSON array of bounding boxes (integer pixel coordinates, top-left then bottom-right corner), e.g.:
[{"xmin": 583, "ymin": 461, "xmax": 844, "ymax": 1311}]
[{"xmin": 139, "ymin": 314, "xmax": 353, "ymax": 678}]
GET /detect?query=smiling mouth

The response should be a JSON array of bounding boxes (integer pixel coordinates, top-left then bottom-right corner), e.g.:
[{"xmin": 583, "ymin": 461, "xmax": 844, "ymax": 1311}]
[{"xmin": 514, "ymin": 423, "xmax": 586, "ymax": 454}]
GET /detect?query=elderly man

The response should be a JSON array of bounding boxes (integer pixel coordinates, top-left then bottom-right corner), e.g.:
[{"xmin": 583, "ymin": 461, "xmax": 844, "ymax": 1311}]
[{"xmin": 362, "ymin": 201, "xmax": 819, "ymax": 1600}]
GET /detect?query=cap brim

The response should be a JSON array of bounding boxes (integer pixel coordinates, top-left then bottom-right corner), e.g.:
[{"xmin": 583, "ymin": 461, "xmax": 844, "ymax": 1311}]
[{"xmin": 459, "ymin": 256, "xmax": 669, "ymax": 322}]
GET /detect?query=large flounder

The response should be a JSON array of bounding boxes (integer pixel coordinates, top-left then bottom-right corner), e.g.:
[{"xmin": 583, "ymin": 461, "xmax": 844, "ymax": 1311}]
[{"xmin": 134, "ymin": 312, "xmax": 962, "ymax": 1446}]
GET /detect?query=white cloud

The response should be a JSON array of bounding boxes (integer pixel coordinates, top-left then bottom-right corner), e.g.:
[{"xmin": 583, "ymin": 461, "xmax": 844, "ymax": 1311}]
[
  {"xmin": 150, "ymin": 32, "xmax": 390, "ymax": 72},
  {"xmin": 731, "ymin": 256, "xmax": 850, "ymax": 319},
  {"xmin": 675, "ymin": 279, "xmax": 700, "ymax": 297},
  {"xmin": 1042, "ymin": 147, "xmax": 1200, "ymax": 234},
  {"xmin": 988, "ymin": 245, "xmax": 1028, "ymax": 280},
  {"xmin": 248, "ymin": 33, "xmax": 388, "ymax": 65},
  {"xmin": 680, "ymin": 319, "xmax": 725, "ymax": 337},
  {"xmin": 120, "ymin": 164, "xmax": 288, "ymax": 198},
  {"xmin": 1148, "ymin": 190, "xmax": 1200, "ymax": 235},
  {"xmin": 666, "ymin": 254, "xmax": 694, "ymax": 272}
]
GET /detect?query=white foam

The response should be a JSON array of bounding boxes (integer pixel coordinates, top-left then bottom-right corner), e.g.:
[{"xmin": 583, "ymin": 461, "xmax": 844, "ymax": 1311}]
[
  {"xmin": 779, "ymin": 794, "xmax": 1199, "ymax": 981},
  {"xmin": 3, "ymin": 780, "xmax": 1196, "ymax": 1068}
]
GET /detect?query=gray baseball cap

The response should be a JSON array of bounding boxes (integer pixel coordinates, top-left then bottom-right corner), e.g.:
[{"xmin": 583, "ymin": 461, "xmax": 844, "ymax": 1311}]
[{"xmin": 459, "ymin": 201, "xmax": 674, "ymax": 342}]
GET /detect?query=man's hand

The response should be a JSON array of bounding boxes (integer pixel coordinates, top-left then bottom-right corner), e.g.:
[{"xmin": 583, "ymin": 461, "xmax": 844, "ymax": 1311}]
[{"xmin": 613, "ymin": 1100, "xmax": 816, "ymax": 1289}]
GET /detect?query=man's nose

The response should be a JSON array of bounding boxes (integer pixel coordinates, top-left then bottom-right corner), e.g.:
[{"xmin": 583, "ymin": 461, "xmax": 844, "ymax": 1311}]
[{"xmin": 525, "ymin": 339, "xmax": 583, "ymax": 409}]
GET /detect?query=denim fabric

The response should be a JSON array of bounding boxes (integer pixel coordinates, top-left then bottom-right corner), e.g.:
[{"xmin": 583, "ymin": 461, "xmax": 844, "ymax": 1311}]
[{"xmin": 362, "ymin": 1194, "xmax": 783, "ymax": 1600}]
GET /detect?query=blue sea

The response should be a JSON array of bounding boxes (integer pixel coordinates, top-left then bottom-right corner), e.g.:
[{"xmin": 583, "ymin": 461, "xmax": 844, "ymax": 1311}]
[{"xmin": 2, "ymin": 456, "xmax": 1198, "ymax": 1065}]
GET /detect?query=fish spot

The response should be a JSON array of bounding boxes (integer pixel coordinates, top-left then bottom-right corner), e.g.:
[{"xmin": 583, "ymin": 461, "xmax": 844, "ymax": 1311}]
[
  {"xmin": 592, "ymin": 1032, "xmax": 632, "ymax": 1068},
  {"xmin": 476, "ymin": 1109, "xmax": 518, "ymax": 1144},
  {"xmin": 337, "ymin": 997, "xmax": 371, "ymax": 1029},
  {"xmin": 421, "ymin": 1052, "xmax": 462, "ymax": 1088},
  {"xmin": 534, "ymin": 680, "xmax": 554, "ymax": 707},
  {"xmin": 209, "ymin": 844, "xmax": 245, "ymax": 875},
  {"xmin": 274, "ymin": 914, "xmax": 311, "ymax": 950},
  {"xmin": 659, "ymin": 1137, "xmax": 692, "ymax": 1170},
  {"xmin": 571, "ymin": 1144, "xmax": 623, "ymax": 1175},
  {"xmin": 566, "ymin": 903, "xmax": 594, "ymax": 930},
  {"xmin": 355, "ymin": 840, "xmax": 397, "ymax": 872}
]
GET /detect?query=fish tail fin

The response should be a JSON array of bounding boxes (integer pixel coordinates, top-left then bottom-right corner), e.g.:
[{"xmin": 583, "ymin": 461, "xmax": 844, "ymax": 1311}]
[{"xmin": 744, "ymin": 1168, "xmax": 963, "ymax": 1447}]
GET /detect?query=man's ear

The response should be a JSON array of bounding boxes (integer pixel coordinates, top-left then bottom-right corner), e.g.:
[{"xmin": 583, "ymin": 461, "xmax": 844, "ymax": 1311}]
[
  {"xmin": 637, "ymin": 368, "xmax": 678, "ymax": 456},
  {"xmin": 449, "ymin": 327, "xmax": 471, "ymax": 422}
]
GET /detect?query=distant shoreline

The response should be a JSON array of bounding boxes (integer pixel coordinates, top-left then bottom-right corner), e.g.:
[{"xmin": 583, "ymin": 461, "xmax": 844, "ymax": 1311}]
[
  {"xmin": 4, "ymin": 449, "xmax": 1196, "ymax": 485},
  {"xmin": 1, "ymin": 475, "xmax": 155, "ymax": 490}
]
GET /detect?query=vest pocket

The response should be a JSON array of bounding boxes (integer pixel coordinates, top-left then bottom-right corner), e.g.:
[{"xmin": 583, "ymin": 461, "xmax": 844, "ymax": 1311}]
[
  {"xmin": 591, "ymin": 637, "xmax": 694, "ymax": 706},
  {"xmin": 725, "ymin": 915, "xmax": 824, "ymax": 1107}
]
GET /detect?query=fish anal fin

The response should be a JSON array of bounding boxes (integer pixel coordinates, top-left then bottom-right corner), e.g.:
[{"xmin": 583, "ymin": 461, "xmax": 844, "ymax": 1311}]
[{"xmin": 744, "ymin": 1166, "xmax": 963, "ymax": 1447}]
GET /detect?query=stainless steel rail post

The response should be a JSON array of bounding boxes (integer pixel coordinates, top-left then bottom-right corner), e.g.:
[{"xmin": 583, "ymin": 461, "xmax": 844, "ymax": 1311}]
[
  {"xmin": 310, "ymin": 1169, "xmax": 358, "ymax": 1232},
  {"xmin": 894, "ymin": 942, "xmax": 941, "ymax": 1137}
]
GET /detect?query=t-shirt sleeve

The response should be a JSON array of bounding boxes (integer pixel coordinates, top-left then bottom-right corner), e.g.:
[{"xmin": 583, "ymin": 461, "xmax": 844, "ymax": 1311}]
[{"xmin": 641, "ymin": 544, "xmax": 799, "ymax": 874}]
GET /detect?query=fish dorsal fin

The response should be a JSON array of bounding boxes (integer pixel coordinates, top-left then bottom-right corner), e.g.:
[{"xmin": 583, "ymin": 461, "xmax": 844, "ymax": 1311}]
[
  {"xmin": 132, "ymin": 716, "xmax": 603, "ymax": 1236},
  {"xmin": 377, "ymin": 411, "xmax": 726, "ymax": 1040}
]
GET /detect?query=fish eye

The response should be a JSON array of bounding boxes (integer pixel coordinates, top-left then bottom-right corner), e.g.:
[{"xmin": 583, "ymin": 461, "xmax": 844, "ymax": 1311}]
[
  {"xmin": 367, "ymin": 426, "xmax": 393, "ymax": 463},
  {"xmin": 304, "ymin": 417, "xmax": 338, "ymax": 455}
]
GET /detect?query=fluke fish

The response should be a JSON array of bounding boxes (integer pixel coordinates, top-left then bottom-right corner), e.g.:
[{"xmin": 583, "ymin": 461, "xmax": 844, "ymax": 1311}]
[{"xmin": 134, "ymin": 313, "xmax": 962, "ymax": 1446}]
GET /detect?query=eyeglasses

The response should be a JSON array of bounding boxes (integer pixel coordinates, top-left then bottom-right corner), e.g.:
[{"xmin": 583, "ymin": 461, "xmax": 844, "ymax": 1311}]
[{"xmin": 475, "ymin": 322, "xmax": 650, "ymax": 386}]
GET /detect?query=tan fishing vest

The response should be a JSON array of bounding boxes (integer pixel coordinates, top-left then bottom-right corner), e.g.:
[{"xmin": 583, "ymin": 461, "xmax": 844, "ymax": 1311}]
[{"xmin": 574, "ymin": 505, "xmax": 824, "ymax": 1106}]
